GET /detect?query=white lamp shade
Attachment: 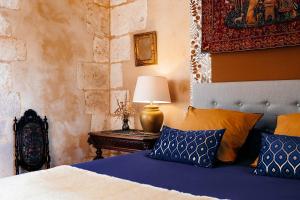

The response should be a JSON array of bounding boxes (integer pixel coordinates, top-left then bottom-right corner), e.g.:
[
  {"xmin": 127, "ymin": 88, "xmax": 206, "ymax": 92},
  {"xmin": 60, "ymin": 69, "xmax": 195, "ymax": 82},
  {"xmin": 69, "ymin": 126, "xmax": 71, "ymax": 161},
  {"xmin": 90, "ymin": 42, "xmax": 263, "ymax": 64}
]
[{"xmin": 133, "ymin": 76, "xmax": 171, "ymax": 104}]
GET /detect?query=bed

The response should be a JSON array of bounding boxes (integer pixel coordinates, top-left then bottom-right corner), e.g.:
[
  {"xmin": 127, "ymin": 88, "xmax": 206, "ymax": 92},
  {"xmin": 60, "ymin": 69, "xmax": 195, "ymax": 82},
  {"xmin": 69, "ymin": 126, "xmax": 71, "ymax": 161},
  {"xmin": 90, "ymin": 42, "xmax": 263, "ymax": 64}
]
[
  {"xmin": 1, "ymin": 80, "xmax": 300, "ymax": 200},
  {"xmin": 75, "ymin": 150, "xmax": 299, "ymax": 200},
  {"xmin": 74, "ymin": 80, "xmax": 300, "ymax": 200}
]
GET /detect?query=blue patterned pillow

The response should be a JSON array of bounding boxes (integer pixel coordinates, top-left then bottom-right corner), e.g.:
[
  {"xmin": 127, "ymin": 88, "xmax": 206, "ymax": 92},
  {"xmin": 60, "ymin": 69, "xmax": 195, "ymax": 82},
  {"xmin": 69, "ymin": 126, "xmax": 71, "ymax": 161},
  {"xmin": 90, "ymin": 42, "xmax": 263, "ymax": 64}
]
[
  {"xmin": 254, "ymin": 134, "xmax": 300, "ymax": 179},
  {"xmin": 148, "ymin": 126, "xmax": 225, "ymax": 168}
]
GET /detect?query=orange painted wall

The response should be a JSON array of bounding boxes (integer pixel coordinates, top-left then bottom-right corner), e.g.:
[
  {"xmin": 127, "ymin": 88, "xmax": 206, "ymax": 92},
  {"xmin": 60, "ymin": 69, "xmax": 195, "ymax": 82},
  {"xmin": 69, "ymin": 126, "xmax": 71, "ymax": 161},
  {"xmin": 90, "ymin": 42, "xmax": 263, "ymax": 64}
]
[{"xmin": 212, "ymin": 46, "xmax": 300, "ymax": 82}]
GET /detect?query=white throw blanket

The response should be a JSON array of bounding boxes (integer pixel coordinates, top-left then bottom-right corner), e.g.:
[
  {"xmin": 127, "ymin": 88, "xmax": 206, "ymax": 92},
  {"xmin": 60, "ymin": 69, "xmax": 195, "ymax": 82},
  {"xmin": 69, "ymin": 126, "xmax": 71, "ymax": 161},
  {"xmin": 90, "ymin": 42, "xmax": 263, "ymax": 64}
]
[{"xmin": 0, "ymin": 166, "xmax": 218, "ymax": 200}]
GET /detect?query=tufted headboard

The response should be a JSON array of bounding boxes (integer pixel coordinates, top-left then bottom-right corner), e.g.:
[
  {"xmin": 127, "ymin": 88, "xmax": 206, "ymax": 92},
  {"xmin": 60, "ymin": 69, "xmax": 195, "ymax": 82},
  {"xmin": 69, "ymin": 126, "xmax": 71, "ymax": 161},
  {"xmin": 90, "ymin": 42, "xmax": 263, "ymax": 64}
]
[{"xmin": 192, "ymin": 80, "xmax": 300, "ymax": 131}]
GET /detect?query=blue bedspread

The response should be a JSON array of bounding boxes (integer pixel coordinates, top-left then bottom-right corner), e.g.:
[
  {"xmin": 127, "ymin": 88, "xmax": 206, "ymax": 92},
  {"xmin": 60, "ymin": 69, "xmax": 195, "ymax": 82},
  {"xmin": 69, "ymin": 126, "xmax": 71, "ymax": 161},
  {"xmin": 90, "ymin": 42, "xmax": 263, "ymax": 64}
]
[{"xmin": 74, "ymin": 151, "xmax": 300, "ymax": 200}]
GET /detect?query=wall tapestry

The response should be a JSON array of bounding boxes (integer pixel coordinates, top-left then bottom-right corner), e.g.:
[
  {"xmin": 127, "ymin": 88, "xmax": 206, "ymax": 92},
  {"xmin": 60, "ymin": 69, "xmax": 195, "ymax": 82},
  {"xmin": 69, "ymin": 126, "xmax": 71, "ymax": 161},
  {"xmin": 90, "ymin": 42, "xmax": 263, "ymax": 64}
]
[
  {"xmin": 190, "ymin": 0, "xmax": 211, "ymax": 83},
  {"xmin": 202, "ymin": 0, "xmax": 300, "ymax": 53}
]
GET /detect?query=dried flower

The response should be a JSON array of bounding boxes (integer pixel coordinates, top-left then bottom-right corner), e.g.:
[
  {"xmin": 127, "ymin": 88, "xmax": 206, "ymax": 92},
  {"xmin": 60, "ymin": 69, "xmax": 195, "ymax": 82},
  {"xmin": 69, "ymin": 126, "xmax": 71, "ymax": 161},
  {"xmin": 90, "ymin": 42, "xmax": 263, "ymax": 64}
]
[{"xmin": 113, "ymin": 93, "xmax": 135, "ymax": 120}]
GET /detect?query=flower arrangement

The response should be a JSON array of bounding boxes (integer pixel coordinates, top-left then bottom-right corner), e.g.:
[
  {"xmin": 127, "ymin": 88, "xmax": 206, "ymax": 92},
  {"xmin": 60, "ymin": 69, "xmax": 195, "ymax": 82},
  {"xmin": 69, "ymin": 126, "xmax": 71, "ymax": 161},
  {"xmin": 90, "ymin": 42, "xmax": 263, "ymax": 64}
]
[{"xmin": 113, "ymin": 93, "xmax": 135, "ymax": 131}]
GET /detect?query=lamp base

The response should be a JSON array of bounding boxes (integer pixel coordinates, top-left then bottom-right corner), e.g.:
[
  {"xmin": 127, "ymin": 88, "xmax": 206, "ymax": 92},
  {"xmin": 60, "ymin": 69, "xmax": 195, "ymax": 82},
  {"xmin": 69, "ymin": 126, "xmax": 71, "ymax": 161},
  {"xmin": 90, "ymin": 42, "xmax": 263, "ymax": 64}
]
[{"xmin": 140, "ymin": 105, "xmax": 163, "ymax": 133}]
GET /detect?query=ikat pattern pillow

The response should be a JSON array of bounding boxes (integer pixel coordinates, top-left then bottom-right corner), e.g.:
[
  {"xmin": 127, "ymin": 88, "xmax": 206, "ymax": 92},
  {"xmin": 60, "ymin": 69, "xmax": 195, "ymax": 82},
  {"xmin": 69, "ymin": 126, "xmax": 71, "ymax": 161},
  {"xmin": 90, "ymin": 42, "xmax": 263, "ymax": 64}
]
[
  {"xmin": 148, "ymin": 126, "xmax": 225, "ymax": 168},
  {"xmin": 254, "ymin": 134, "xmax": 300, "ymax": 179}
]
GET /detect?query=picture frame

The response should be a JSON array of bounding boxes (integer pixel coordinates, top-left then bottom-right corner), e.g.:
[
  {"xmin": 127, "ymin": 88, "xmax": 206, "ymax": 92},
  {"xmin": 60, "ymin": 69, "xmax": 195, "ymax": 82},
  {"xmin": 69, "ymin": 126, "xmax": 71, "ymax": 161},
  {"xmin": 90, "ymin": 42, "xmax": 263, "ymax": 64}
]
[{"xmin": 134, "ymin": 31, "xmax": 157, "ymax": 66}]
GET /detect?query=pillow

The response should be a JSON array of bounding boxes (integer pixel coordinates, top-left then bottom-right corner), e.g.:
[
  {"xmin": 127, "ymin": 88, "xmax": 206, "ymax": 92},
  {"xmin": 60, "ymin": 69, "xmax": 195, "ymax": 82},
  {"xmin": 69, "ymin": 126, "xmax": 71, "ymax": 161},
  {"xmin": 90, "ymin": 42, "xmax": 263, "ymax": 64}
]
[
  {"xmin": 254, "ymin": 134, "xmax": 300, "ymax": 179},
  {"xmin": 237, "ymin": 128, "xmax": 273, "ymax": 165},
  {"xmin": 180, "ymin": 107, "xmax": 262, "ymax": 162},
  {"xmin": 275, "ymin": 113, "xmax": 300, "ymax": 136},
  {"xmin": 148, "ymin": 126, "xmax": 225, "ymax": 168},
  {"xmin": 252, "ymin": 113, "xmax": 300, "ymax": 167}
]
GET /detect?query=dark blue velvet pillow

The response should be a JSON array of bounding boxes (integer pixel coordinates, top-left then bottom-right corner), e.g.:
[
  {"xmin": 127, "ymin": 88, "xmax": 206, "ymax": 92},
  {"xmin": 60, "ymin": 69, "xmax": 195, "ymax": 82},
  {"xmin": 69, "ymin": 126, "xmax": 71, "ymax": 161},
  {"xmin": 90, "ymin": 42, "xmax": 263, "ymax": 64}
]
[
  {"xmin": 148, "ymin": 126, "xmax": 225, "ymax": 168},
  {"xmin": 254, "ymin": 134, "xmax": 300, "ymax": 179}
]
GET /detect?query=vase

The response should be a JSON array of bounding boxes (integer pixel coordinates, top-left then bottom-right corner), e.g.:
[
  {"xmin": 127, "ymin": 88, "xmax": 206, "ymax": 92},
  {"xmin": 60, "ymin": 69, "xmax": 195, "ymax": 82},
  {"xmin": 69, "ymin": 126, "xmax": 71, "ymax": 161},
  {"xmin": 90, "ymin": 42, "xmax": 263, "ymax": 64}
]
[{"xmin": 122, "ymin": 117, "xmax": 130, "ymax": 131}]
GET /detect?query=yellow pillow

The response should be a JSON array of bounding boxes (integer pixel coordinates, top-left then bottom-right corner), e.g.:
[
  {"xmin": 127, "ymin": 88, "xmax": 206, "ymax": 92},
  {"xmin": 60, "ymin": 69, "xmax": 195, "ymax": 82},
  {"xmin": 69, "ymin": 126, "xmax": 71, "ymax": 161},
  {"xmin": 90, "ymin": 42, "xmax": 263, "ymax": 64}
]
[
  {"xmin": 275, "ymin": 113, "xmax": 300, "ymax": 136},
  {"xmin": 180, "ymin": 107, "xmax": 262, "ymax": 162},
  {"xmin": 251, "ymin": 158, "xmax": 258, "ymax": 168},
  {"xmin": 251, "ymin": 113, "xmax": 300, "ymax": 168}
]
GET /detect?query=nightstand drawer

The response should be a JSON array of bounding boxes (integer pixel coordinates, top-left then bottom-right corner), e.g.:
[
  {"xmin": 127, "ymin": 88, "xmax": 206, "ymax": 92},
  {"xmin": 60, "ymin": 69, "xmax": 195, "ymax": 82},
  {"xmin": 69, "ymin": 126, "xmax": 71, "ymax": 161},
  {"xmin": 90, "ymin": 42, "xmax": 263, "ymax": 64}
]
[
  {"xmin": 88, "ymin": 130, "xmax": 159, "ymax": 159},
  {"xmin": 92, "ymin": 136, "xmax": 156, "ymax": 151}
]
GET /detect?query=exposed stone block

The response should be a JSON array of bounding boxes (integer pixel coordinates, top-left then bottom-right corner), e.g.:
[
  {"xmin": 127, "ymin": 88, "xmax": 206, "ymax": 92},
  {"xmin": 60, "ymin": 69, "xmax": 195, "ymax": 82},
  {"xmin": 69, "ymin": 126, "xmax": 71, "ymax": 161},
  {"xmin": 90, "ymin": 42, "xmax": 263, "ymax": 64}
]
[
  {"xmin": 0, "ymin": 39, "xmax": 26, "ymax": 62},
  {"xmin": 0, "ymin": 0, "xmax": 20, "ymax": 9},
  {"xmin": 0, "ymin": 134, "xmax": 8, "ymax": 144},
  {"xmin": 0, "ymin": 119, "xmax": 12, "ymax": 136},
  {"xmin": 111, "ymin": 0, "xmax": 147, "ymax": 36},
  {"xmin": 110, "ymin": 0, "xmax": 126, "ymax": 6},
  {"xmin": 0, "ymin": 91, "xmax": 20, "ymax": 118},
  {"xmin": 110, "ymin": 63, "xmax": 123, "ymax": 89},
  {"xmin": 110, "ymin": 89, "xmax": 129, "ymax": 114},
  {"xmin": 85, "ymin": 90, "xmax": 109, "ymax": 114},
  {"xmin": 0, "ymin": 14, "xmax": 11, "ymax": 36},
  {"xmin": 94, "ymin": 0, "xmax": 110, "ymax": 7},
  {"xmin": 0, "ymin": 120, "xmax": 7, "ymax": 136},
  {"xmin": 0, "ymin": 135, "xmax": 14, "ymax": 177},
  {"xmin": 93, "ymin": 36, "xmax": 109, "ymax": 63},
  {"xmin": 110, "ymin": 35, "xmax": 130, "ymax": 62},
  {"xmin": 77, "ymin": 62, "xmax": 109, "ymax": 90},
  {"xmin": 86, "ymin": 4, "xmax": 109, "ymax": 37},
  {"xmin": 91, "ymin": 113, "xmax": 109, "ymax": 131},
  {"xmin": 0, "ymin": 63, "xmax": 11, "ymax": 89}
]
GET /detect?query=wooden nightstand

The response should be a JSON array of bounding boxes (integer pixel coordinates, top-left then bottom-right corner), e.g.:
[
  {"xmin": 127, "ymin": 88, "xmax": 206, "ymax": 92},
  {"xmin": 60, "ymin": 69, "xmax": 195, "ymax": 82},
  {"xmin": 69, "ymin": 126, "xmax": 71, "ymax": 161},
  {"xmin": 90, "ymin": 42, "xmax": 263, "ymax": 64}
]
[{"xmin": 88, "ymin": 130, "xmax": 160, "ymax": 160}]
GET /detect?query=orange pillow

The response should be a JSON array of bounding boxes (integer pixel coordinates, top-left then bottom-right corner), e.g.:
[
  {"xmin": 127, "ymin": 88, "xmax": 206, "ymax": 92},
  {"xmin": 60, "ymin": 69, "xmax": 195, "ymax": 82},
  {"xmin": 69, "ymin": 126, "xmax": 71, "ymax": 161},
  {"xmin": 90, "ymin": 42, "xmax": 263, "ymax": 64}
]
[
  {"xmin": 180, "ymin": 107, "xmax": 262, "ymax": 162},
  {"xmin": 275, "ymin": 113, "xmax": 300, "ymax": 136},
  {"xmin": 251, "ymin": 158, "xmax": 259, "ymax": 168},
  {"xmin": 251, "ymin": 113, "xmax": 300, "ymax": 168}
]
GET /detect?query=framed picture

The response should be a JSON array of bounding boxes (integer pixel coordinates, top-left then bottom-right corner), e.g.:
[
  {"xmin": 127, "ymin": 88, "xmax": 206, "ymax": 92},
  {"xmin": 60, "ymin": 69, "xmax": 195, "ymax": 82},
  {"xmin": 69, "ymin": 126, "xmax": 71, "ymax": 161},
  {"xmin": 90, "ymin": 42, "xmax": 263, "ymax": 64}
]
[
  {"xmin": 134, "ymin": 31, "xmax": 157, "ymax": 66},
  {"xmin": 202, "ymin": 0, "xmax": 300, "ymax": 53}
]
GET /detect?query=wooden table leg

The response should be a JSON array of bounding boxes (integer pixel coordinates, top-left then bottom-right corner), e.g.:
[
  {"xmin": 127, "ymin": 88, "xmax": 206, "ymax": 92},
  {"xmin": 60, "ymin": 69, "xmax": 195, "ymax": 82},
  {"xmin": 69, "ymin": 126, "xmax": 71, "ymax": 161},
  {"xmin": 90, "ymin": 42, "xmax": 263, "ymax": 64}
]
[{"xmin": 94, "ymin": 147, "xmax": 104, "ymax": 160}]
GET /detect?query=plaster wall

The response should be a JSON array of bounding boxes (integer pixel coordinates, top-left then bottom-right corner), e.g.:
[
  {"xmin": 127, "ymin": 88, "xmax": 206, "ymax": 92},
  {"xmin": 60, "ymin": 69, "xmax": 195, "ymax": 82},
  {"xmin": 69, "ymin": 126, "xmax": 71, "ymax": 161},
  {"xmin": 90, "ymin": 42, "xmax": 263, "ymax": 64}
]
[
  {"xmin": 212, "ymin": 46, "xmax": 300, "ymax": 82},
  {"xmin": 0, "ymin": 0, "xmax": 193, "ymax": 175},
  {"xmin": 0, "ymin": 0, "xmax": 110, "ymax": 177}
]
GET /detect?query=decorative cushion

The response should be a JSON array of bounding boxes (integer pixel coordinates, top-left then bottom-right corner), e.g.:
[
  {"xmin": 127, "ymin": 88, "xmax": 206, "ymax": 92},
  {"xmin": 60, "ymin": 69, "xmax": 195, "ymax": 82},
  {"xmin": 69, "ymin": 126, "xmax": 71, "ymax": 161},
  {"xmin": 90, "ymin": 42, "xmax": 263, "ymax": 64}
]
[
  {"xmin": 252, "ymin": 113, "xmax": 300, "ymax": 167},
  {"xmin": 180, "ymin": 106, "xmax": 262, "ymax": 162},
  {"xmin": 237, "ymin": 128, "xmax": 273, "ymax": 165},
  {"xmin": 275, "ymin": 113, "xmax": 300, "ymax": 136},
  {"xmin": 148, "ymin": 126, "xmax": 225, "ymax": 168},
  {"xmin": 254, "ymin": 134, "xmax": 300, "ymax": 179}
]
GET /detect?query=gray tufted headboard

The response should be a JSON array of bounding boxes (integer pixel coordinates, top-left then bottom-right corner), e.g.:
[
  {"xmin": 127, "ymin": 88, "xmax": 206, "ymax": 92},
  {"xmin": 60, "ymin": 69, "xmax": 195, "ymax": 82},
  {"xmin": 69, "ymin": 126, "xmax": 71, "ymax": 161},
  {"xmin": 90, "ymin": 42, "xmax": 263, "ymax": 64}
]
[{"xmin": 192, "ymin": 80, "xmax": 300, "ymax": 131}]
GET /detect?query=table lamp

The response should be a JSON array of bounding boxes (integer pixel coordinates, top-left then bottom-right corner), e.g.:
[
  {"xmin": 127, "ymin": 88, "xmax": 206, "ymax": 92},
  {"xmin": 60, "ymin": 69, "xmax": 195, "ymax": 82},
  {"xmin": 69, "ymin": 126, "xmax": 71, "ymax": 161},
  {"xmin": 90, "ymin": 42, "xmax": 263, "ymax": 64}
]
[{"xmin": 133, "ymin": 76, "xmax": 171, "ymax": 133}]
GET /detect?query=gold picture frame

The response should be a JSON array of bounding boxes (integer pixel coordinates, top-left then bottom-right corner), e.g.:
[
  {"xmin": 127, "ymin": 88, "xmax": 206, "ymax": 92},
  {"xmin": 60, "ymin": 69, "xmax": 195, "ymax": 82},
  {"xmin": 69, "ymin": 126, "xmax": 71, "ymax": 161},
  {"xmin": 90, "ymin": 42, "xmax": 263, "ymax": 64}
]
[{"xmin": 134, "ymin": 31, "xmax": 157, "ymax": 66}]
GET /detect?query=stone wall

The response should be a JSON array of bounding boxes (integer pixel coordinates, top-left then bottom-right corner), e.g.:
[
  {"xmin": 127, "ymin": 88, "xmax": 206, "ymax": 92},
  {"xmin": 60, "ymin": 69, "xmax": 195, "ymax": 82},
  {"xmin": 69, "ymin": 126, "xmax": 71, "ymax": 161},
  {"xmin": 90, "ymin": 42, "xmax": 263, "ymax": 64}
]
[
  {"xmin": 109, "ymin": 0, "xmax": 190, "ymax": 129},
  {"xmin": 109, "ymin": 0, "xmax": 148, "ymax": 130},
  {"xmin": 0, "ymin": 0, "xmax": 191, "ymax": 176},
  {"xmin": 0, "ymin": 0, "xmax": 110, "ymax": 177}
]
